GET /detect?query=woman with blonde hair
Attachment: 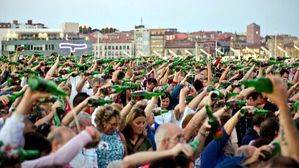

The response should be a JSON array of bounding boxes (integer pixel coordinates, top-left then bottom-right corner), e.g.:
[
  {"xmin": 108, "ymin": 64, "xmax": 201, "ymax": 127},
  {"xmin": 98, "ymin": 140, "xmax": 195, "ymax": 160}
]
[{"xmin": 94, "ymin": 105, "xmax": 126, "ymax": 168}]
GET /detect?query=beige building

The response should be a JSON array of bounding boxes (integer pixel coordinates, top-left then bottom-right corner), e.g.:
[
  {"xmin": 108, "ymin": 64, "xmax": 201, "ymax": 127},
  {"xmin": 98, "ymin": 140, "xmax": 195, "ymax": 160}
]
[
  {"xmin": 150, "ymin": 29, "xmax": 165, "ymax": 56},
  {"xmin": 266, "ymin": 35, "xmax": 298, "ymax": 58}
]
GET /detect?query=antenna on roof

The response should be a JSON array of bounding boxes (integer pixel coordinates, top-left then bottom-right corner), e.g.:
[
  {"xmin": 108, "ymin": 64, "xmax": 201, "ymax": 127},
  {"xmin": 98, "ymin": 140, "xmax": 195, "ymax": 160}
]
[{"xmin": 140, "ymin": 17, "xmax": 143, "ymax": 25}]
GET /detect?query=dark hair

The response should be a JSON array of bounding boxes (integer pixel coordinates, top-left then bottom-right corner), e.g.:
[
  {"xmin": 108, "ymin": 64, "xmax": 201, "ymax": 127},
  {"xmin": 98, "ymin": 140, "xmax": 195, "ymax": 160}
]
[
  {"xmin": 193, "ymin": 79, "xmax": 204, "ymax": 92},
  {"xmin": 246, "ymin": 91, "xmax": 262, "ymax": 101},
  {"xmin": 147, "ymin": 78, "xmax": 158, "ymax": 85},
  {"xmin": 73, "ymin": 92, "xmax": 89, "ymax": 106},
  {"xmin": 220, "ymin": 113, "xmax": 232, "ymax": 126},
  {"xmin": 252, "ymin": 137, "xmax": 272, "ymax": 148},
  {"xmin": 252, "ymin": 115, "xmax": 265, "ymax": 127},
  {"xmin": 265, "ymin": 156, "xmax": 299, "ymax": 168},
  {"xmin": 149, "ymin": 155, "xmax": 191, "ymax": 168},
  {"xmin": 24, "ymin": 132, "xmax": 52, "ymax": 156},
  {"xmin": 280, "ymin": 69, "xmax": 289, "ymax": 76},
  {"xmin": 117, "ymin": 71, "xmax": 125, "ymax": 80},
  {"xmin": 260, "ymin": 117, "xmax": 279, "ymax": 141},
  {"xmin": 159, "ymin": 92, "xmax": 172, "ymax": 110},
  {"xmin": 36, "ymin": 123, "xmax": 51, "ymax": 137}
]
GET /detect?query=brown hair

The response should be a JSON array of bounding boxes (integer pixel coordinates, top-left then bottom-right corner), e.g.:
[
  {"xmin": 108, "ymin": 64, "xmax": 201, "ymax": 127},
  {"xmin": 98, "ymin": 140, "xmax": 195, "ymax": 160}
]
[
  {"xmin": 123, "ymin": 105, "xmax": 146, "ymax": 139},
  {"xmin": 94, "ymin": 105, "xmax": 120, "ymax": 132}
]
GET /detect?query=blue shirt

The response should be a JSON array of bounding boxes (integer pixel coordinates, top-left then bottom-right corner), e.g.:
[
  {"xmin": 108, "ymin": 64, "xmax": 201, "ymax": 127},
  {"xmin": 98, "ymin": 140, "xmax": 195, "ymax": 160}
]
[
  {"xmin": 200, "ymin": 128, "xmax": 230, "ymax": 168},
  {"xmin": 147, "ymin": 122, "xmax": 159, "ymax": 150}
]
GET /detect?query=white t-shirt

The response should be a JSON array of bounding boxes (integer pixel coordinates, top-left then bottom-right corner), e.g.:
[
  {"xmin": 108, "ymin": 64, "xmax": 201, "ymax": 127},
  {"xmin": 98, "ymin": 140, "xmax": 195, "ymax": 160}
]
[
  {"xmin": 179, "ymin": 107, "xmax": 196, "ymax": 128},
  {"xmin": 69, "ymin": 76, "xmax": 93, "ymax": 106},
  {"xmin": 154, "ymin": 107, "xmax": 196, "ymax": 127}
]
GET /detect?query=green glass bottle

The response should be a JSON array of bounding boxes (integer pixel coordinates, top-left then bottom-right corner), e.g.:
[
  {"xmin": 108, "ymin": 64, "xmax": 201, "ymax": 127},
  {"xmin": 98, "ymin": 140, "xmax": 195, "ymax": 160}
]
[
  {"xmin": 122, "ymin": 82, "xmax": 140, "ymax": 89},
  {"xmin": 175, "ymin": 139, "xmax": 200, "ymax": 165},
  {"xmin": 227, "ymin": 92, "xmax": 238, "ymax": 98},
  {"xmin": 0, "ymin": 91, "xmax": 24, "ymax": 108},
  {"xmin": 16, "ymin": 148, "xmax": 40, "ymax": 162},
  {"xmin": 111, "ymin": 85, "xmax": 128, "ymax": 93},
  {"xmin": 205, "ymin": 105, "xmax": 223, "ymax": 139},
  {"xmin": 131, "ymin": 91, "xmax": 163, "ymax": 100},
  {"xmin": 219, "ymin": 82, "xmax": 231, "ymax": 89},
  {"xmin": 253, "ymin": 108, "xmax": 269, "ymax": 116},
  {"xmin": 242, "ymin": 77, "xmax": 273, "ymax": 93},
  {"xmin": 103, "ymin": 65, "xmax": 113, "ymax": 75},
  {"xmin": 261, "ymin": 141, "xmax": 281, "ymax": 161},
  {"xmin": 207, "ymin": 86, "xmax": 215, "ymax": 92},
  {"xmin": 53, "ymin": 111, "xmax": 61, "ymax": 127},
  {"xmin": 53, "ymin": 77, "xmax": 67, "ymax": 84},
  {"xmin": 240, "ymin": 108, "xmax": 269, "ymax": 117},
  {"xmin": 9, "ymin": 61, "xmax": 20, "ymax": 66},
  {"xmin": 88, "ymin": 98, "xmax": 113, "ymax": 107},
  {"xmin": 154, "ymin": 109, "xmax": 169, "ymax": 116},
  {"xmin": 210, "ymin": 90, "xmax": 224, "ymax": 100},
  {"xmin": 24, "ymin": 69, "xmax": 39, "ymax": 76},
  {"xmin": 292, "ymin": 101, "xmax": 299, "ymax": 112},
  {"xmin": 226, "ymin": 100, "xmax": 246, "ymax": 109},
  {"xmin": 28, "ymin": 77, "xmax": 67, "ymax": 97}
]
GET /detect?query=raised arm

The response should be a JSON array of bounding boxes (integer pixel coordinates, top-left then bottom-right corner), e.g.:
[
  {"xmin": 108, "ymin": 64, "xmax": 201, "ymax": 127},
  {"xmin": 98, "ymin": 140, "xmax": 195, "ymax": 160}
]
[
  {"xmin": 22, "ymin": 127, "xmax": 99, "ymax": 168},
  {"xmin": 76, "ymin": 75, "xmax": 88, "ymax": 93},
  {"xmin": 187, "ymin": 88, "xmax": 207, "ymax": 110},
  {"xmin": 45, "ymin": 56, "xmax": 59, "ymax": 79},
  {"xmin": 264, "ymin": 76, "xmax": 299, "ymax": 161},
  {"xmin": 183, "ymin": 107, "xmax": 206, "ymax": 141},
  {"xmin": 122, "ymin": 143, "xmax": 193, "ymax": 168},
  {"xmin": 61, "ymin": 96, "xmax": 91, "ymax": 126}
]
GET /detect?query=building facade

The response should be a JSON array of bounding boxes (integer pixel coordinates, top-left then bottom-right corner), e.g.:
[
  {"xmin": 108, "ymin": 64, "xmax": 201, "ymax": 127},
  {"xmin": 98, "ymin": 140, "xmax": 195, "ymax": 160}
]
[
  {"xmin": 150, "ymin": 29, "xmax": 165, "ymax": 56},
  {"xmin": 93, "ymin": 31, "xmax": 134, "ymax": 58},
  {"xmin": 134, "ymin": 25, "xmax": 150, "ymax": 56},
  {"xmin": 1, "ymin": 22, "xmax": 92, "ymax": 56}
]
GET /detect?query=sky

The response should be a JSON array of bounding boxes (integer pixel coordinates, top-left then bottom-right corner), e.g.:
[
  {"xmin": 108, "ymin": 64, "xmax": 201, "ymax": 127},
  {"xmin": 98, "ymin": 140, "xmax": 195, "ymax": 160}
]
[{"xmin": 0, "ymin": 0, "xmax": 298, "ymax": 36}]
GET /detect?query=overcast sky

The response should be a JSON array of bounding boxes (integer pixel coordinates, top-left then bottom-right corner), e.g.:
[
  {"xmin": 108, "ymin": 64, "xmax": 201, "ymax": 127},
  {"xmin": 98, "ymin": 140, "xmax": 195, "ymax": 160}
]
[{"xmin": 1, "ymin": 0, "xmax": 298, "ymax": 36}]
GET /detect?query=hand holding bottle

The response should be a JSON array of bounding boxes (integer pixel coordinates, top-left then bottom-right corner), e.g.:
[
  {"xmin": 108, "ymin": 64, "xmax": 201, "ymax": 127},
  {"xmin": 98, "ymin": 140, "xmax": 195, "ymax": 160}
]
[
  {"xmin": 169, "ymin": 143, "xmax": 194, "ymax": 158},
  {"xmin": 262, "ymin": 75, "xmax": 288, "ymax": 107}
]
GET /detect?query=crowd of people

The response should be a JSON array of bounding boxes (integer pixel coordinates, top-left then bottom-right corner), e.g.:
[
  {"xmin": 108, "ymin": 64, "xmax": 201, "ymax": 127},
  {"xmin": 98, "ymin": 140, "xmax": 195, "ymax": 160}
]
[{"xmin": 0, "ymin": 48, "xmax": 299, "ymax": 168}]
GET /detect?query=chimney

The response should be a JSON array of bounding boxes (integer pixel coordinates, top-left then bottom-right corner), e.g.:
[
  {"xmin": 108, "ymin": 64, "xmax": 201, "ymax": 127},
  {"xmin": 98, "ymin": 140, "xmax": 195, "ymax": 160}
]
[
  {"xmin": 12, "ymin": 20, "xmax": 18, "ymax": 25},
  {"xmin": 27, "ymin": 20, "xmax": 33, "ymax": 25}
]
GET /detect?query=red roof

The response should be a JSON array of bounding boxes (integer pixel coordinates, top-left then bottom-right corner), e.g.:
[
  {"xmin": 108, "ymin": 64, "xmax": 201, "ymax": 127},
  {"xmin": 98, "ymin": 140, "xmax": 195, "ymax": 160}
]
[
  {"xmin": 175, "ymin": 33, "xmax": 188, "ymax": 40},
  {"xmin": 165, "ymin": 40, "xmax": 195, "ymax": 48}
]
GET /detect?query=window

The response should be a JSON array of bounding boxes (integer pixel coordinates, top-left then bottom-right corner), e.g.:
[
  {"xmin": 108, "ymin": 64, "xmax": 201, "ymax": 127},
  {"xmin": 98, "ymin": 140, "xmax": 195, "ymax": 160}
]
[
  {"xmin": 120, "ymin": 46, "xmax": 122, "ymax": 50},
  {"xmin": 105, "ymin": 46, "xmax": 107, "ymax": 50},
  {"xmin": 51, "ymin": 44, "xmax": 54, "ymax": 50},
  {"xmin": 127, "ymin": 46, "xmax": 130, "ymax": 50},
  {"xmin": 45, "ymin": 45, "xmax": 48, "ymax": 50},
  {"xmin": 116, "ymin": 46, "xmax": 118, "ymax": 50},
  {"xmin": 108, "ymin": 46, "xmax": 111, "ymax": 50},
  {"xmin": 112, "ymin": 46, "xmax": 114, "ymax": 50}
]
